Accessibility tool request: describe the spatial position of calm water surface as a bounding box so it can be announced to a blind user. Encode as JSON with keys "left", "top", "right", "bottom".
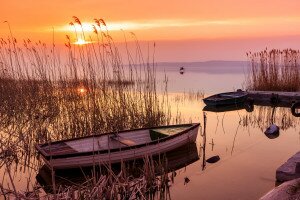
{"left": 156, "top": 63, "right": 299, "bottom": 199}
{"left": 1, "top": 62, "right": 299, "bottom": 200}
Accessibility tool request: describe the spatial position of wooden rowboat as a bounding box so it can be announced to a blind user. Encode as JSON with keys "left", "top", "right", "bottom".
{"left": 36, "top": 142, "right": 199, "bottom": 193}
{"left": 203, "top": 90, "right": 248, "bottom": 106}
{"left": 36, "top": 123, "right": 200, "bottom": 169}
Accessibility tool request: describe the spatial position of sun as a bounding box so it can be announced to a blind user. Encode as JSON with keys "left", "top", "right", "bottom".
{"left": 77, "top": 86, "right": 87, "bottom": 95}
{"left": 73, "top": 38, "right": 91, "bottom": 45}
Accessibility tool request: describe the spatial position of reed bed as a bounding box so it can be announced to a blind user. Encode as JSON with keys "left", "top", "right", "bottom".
{"left": 1, "top": 156, "right": 173, "bottom": 200}
{"left": 0, "top": 17, "right": 170, "bottom": 146}
{"left": 0, "top": 17, "right": 173, "bottom": 199}
{"left": 246, "top": 48, "right": 300, "bottom": 91}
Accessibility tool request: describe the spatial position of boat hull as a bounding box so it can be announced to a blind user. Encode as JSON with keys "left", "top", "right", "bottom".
{"left": 37, "top": 142, "right": 199, "bottom": 193}
{"left": 203, "top": 91, "right": 248, "bottom": 106}
{"left": 41, "top": 125, "right": 199, "bottom": 169}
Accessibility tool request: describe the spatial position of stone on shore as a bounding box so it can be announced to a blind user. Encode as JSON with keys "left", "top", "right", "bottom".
{"left": 276, "top": 151, "right": 300, "bottom": 182}
{"left": 260, "top": 178, "right": 300, "bottom": 200}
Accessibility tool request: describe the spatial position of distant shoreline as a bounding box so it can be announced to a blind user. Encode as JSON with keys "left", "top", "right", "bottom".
{"left": 155, "top": 60, "right": 248, "bottom": 67}
{"left": 129, "top": 60, "right": 248, "bottom": 68}
{"left": 129, "top": 60, "right": 249, "bottom": 74}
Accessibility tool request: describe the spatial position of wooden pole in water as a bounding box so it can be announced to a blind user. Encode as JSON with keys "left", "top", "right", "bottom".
{"left": 201, "top": 112, "right": 207, "bottom": 170}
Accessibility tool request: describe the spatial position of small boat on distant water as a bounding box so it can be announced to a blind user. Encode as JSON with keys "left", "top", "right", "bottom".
{"left": 203, "top": 90, "right": 248, "bottom": 106}
{"left": 36, "top": 123, "right": 200, "bottom": 169}
{"left": 180, "top": 67, "right": 185, "bottom": 74}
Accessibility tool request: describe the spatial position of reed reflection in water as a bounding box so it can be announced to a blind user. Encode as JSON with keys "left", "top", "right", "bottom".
{"left": 35, "top": 142, "right": 200, "bottom": 199}
{"left": 166, "top": 96, "right": 300, "bottom": 200}
{"left": 242, "top": 105, "right": 300, "bottom": 132}
{"left": 0, "top": 93, "right": 207, "bottom": 199}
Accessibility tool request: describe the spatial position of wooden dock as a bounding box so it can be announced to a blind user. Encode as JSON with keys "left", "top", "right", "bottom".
{"left": 248, "top": 91, "right": 300, "bottom": 105}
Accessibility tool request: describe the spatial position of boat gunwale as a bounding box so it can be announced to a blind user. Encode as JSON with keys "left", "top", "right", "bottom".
{"left": 202, "top": 103, "right": 245, "bottom": 112}
{"left": 35, "top": 123, "right": 200, "bottom": 160}
{"left": 203, "top": 91, "right": 248, "bottom": 102}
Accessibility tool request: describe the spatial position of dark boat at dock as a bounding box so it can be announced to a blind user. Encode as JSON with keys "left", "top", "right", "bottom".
{"left": 203, "top": 90, "right": 248, "bottom": 106}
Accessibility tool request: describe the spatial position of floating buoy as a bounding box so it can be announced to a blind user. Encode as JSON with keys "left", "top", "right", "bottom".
{"left": 264, "top": 124, "right": 280, "bottom": 139}
{"left": 206, "top": 155, "right": 220, "bottom": 163}
{"left": 184, "top": 177, "right": 190, "bottom": 185}
{"left": 291, "top": 102, "right": 300, "bottom": 117}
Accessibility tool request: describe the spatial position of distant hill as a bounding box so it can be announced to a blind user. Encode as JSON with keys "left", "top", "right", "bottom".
{"left": 156, "top": 60, "right": 248, "bottom": 68}
{"left": 155, "top": 60, "right": 249, "bottom": 74}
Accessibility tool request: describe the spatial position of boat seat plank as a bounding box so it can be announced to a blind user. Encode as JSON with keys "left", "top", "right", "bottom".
{"left": 42, "top": 142, "right": 77, "bottom": 156}
{"left": 152, "top": 126, "right": 190, "bottom": 136}
{"left": 110, "top": 135, "right": 136, "bottom": 146}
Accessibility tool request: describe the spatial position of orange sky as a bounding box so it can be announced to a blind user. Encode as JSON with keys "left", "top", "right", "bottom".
{"left": 1, "top": 0, "right": 300, "bottom": 61}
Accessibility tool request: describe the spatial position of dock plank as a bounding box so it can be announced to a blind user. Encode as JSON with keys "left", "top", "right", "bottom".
{"left": 248, "top": 91, "right": 300, "bottom": 104}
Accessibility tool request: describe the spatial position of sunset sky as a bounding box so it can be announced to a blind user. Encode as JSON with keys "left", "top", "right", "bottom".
{"left": 1, "top": 0, "right": 300, "bottom": 61}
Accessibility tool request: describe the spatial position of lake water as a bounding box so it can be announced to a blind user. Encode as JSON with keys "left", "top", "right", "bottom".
{"left": 1, "top": 61, "right": 299, "bottom": 199}
{"left": 155, "top": 61, "right": 300, "bottom": 199}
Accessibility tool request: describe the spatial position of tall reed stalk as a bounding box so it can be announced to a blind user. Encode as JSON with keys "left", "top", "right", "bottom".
{"left": 246, "top": 48, "right": 300, "bottom": 91}
{"left": 0, "top": 17, "right": 172, "bottom": 198}
{"left": 0, "top": 17, "right": 170, "bottom": 140}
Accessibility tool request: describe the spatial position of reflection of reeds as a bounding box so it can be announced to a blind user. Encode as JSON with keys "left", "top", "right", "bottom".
{"left": 246, "top": 49, "right": 300, "bottom": 91}
{"left": 0, "top": 18, "right": 172, "bottom": 198}
{"left": 172, "top": 90, "right": 204, "bottom": 103}
{"left": 200, "top": 112, "right": 207, "bottom": 170}
{"left": 3, "top": 156, "right": 173, "bottom": 199}
{"left": 241, "top": 106, "right": 298, "bottom": 131}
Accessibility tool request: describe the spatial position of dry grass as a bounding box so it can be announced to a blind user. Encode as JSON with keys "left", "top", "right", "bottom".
{"left": 0, "top": 17, "right": 174, "bottom": 199}
{"left": 0, "top": 17, "right": 171, "bottom": 139}
{"left": 1, "top": 156, "right": 173, "bottom": 199}
{"left": 246, "top": 48, "right": 300, "bottom": 91}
